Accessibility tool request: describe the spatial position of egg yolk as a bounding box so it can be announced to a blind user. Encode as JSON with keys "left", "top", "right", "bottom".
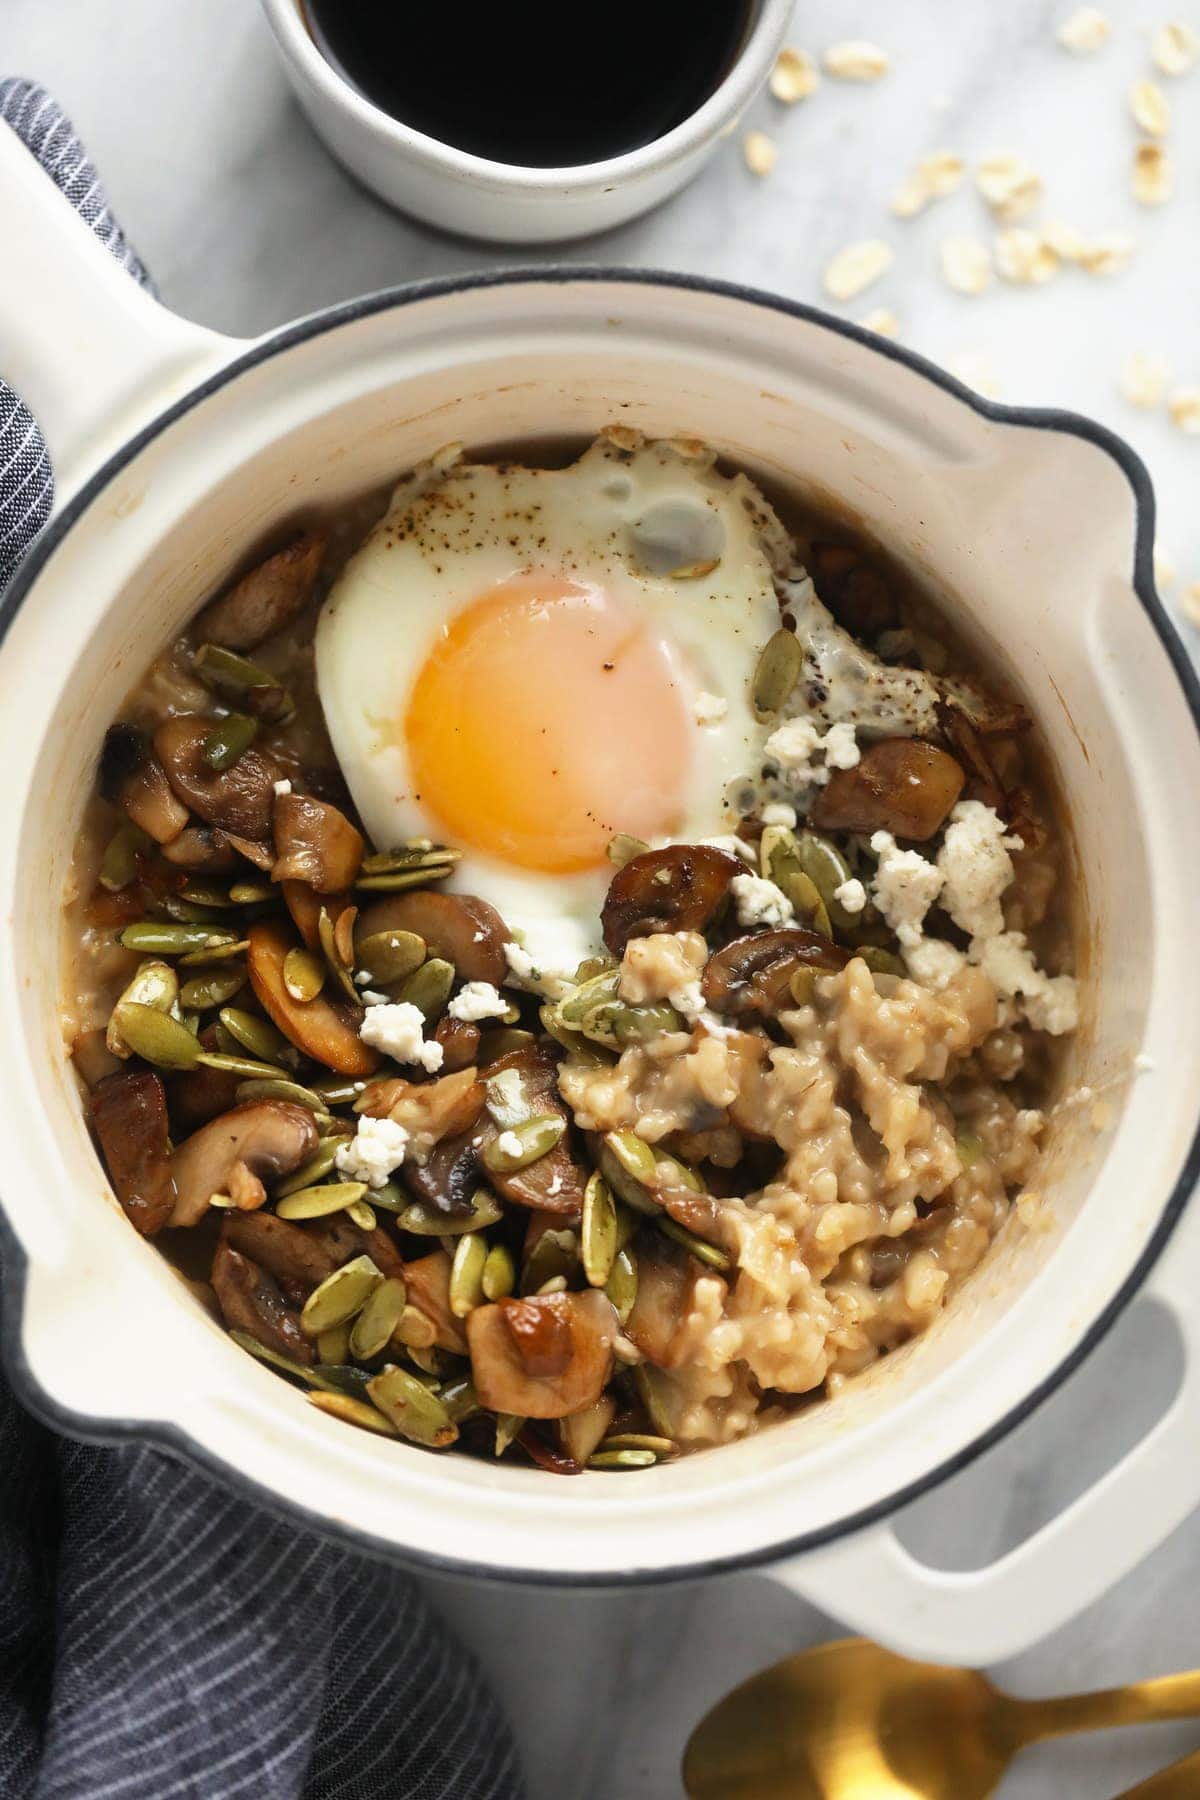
{"left": 404, "top": 573, "right": 692, "bottom": 873}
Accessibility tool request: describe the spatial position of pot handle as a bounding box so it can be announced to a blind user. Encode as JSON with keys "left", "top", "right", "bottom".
{"left": 0, "top": 120, "right": 241, "bottom": 507}
{"left": 768, "top": 1201, "right": 1200, "bottom": 1665}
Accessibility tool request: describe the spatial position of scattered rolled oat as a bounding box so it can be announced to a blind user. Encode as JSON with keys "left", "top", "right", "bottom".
{"left": 1132, "top": 139, "right": 1173, "bottom": 204}
{"left": 823, "top": 40, "right": 890, "bottom": 81}
{"left": 891, "top": 150, "right": 965, "bottom": 217}
{"left": 946, "top": 351, "right": 1002, "bottom": 399}
{"left": 995, "top": 228, "right": 1059, "bottom": 284}
{"left": 940, "top": 235, "right": 993, "bottom": 295}
{"left": 1151, "top": 20, "right": 1200, "bottom": 75}
{"left": 1168, "top": 385, "right": 1200, "bottom": 433}
{"left": 1130, "top": 78, "right": 1171, "bottom": 135}
{"left": 976, "top": 152, "right": 1042, "bottom": 221}
{"left": 743, "top": 130, "right": 778, "bottom": 177}
{"left": 1182, "top": 583, "right": 1200, "bottom": 625}
{"left": 859, "top": 307, "right": 900, "bottom": 338}
{"left": 1078, "top": 231, "right": 1135, "bottom": 274}
{"left": 823, "top": 238, "right": 894, "bottom": 301}
{"left": 1154, "top": 544, "right": 1176, "bottom": 589}
{"left": 770, "top": 46, "right": 820, "bottom": 103}
{"left": 1039, "top": 218, "right": 1089, "bottom": 261}
{"left": 1057, "top": 7, "right": 1111, "bottom": 52}
{"left": 1121, "top": 350, "right": 1171, "bottom": 407}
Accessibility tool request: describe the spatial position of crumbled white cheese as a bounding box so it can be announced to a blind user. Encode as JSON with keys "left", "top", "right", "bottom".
{"left": 974, "top": 932, "right": 1079, "bottom": 1034}
{"left": 447, "top": 980, "right": 508, "bottom": 1022}
{"left": 904, "top": 938, "right": 967, "bottom": 990}
{"left": 486, "top": 1067, "right": 527, "bottom": 1126}
{"left": 833, "top": 876, "right": 867, "bottom": 914}
{"left": 731, "top": 872, "right": 794, "bottom": 929}
{"left": 701, "top": 834, "right": 758, "bottom": 865}
{"left": 670, "top": 979, "right": 707, "bottom": 1020}
{"left": 495, "top": 1129, "right": 524, "bottom": 1160}
{"left": 273, "top": 778, "right": 292, "bottom": 796}
{"left": 938, "top": 800, "right": 1022, "bottom": 939}
{"left": 823, "top": 721, "right": 861, "bottom": 770}
{"left": 354, "top": 969, "right": 374, "bottom": 987}
{"left": 765, "top": 717, "right": 860, "bottom": 790}
{"left": 359, "top": 989, "right": 391, "bottom": 1008}
{"left": 501, "top": 939, "right": 573, "bottom": 1000}
{"left": 870, "top": 832, "right": 944, "bottom": 948}
{"left": 336, "top": 1115, "right": 409, "bottom": 1188}
{"left": 358, "top": 1001, "right": 444, "bottom": 1072}
{"left": 760, "top": 802, "right": 797, "bottom": 827}
{"left": 693, "top": 690, "right": 728, "bottom": 726}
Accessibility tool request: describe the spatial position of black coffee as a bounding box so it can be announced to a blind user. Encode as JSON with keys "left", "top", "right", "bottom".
{"left": 303, "top": 1, "right": 753, "bottom": 169}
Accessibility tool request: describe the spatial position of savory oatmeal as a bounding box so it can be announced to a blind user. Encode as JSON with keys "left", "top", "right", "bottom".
{"left": 66, "top": 429, "right": 1077, "bottom": 1471}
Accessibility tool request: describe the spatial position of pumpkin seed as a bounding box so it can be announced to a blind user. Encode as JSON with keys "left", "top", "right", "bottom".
{"left": 536, "top": 1276, "right": 568, "bottom": 1296}
{"left": 196, "top": 1050, "right": 290, "bottom": 1081}
{"left": 398, "top": 1191, "right": 504, "bottom": 1236}
{"left": 634, "top": 1364, "right": 676, "bottom": 1437}
{"left": 604, "top": 1129, "right": 658, "bottom": 1186}
{"left": 858, "top": 945, "right": 905, "bottom": 977}
{"left": 581, "top": 997, "right": 682, "bottom": 1050}
{"left": 481, "top": 1243, "right": 515, "bottom": 1301}
{"left": 440, "top": 1376, "right": 481, "bottom": 1423}
{"left": 227, "top": 880, "right": 277, "bottom": 906}
{"left": 347, "top": 1200, "right": 377, "bottom": 1230}
{"left": 606, "top": 833, "right": 650, "bottom": 867}
{"left": 281, "top": 945, "right": 326, "bottom": 1002}
{"left": 99, "top": 820, "right": 149, "bottom": 891}
{"left": 761, "top": 826, "right": 833, "bottom": 937}
{"left": 587, "top": 1448, "right": 657, "bottom": 1470}
{"left": 361, "top": 1178, "right": 405, "bottom": 1214}
{"left": 789, "top": 967, "right": 817, "bottom": 1006}
{"left": 348, "top": 1275, "right": 408, "bottom": 1360}
{"left": 236, "top": 1077, "right": 326, "bottom": 1112}
{"left": 193, "top": 643, "right": 294, "bottom": 721}
{"left": 956, "top": 1130, "right": 983, "bottom": 1169}
{"left": 110, "top": 1001, "right": 202, "bottom": 1070}
{"left": 355, "top": 928, "right": 427, "bottom": 986}
{"left": 106, "top": 960, "right": 180, "bottom": 1058}
{"left": 360, "top": 842, "right": 463, "bottom": 875}
{"left": 277, "top": 1180, "right": 369, "bottom": 1221}
{"left": 559, "top": 968, "right": 620, "bottom": 1025}
{"left": 795, "top": 830, "right": 860, "bottom": 932}
{"left": 300, "top": 1255, "right": 382, "bottom": 1336}
{"left": 538, "top": 1003, "right": 609, "bottom": 1064}
{"left": 494, "top": 1412, "right": 524, "bottom": 1456}
{"left": 655, "top": 1215, "right": 732, "bottom": 1272}
{"left": 120, "top": 921, "right": 240, "bottom": 956}
{"left": 177, "top": 880, "right": 237, "bottom": 910}
{"left": 317, "top": 906, "right": 359, "bottom": 1003}
{"left": 397, "top": 956, "right": 455, "bottom": 1021}
{"left": 405, "top": 1347, "right": 452, "bottom": 1381}
{"left": 395, "top": 1305, "right": 437, "bottom": 1349}
{"left": 477, "top": 1025, "right": 536, "bottom": 1061}
{"left": 179, "top": 965, "right": 247, "bottom": 1010}
{"left": 317, "top": 1323, "right": 352, "bottom": 1364}
{"left": 601, "top": 1432, "right": 677, "bottom": 1457}
{"left": 366, "top": 1365, "right": 458, "bottom": 1446}
{"left": 449, "top": 1232, "right": 488, "bottom": 1317}
{"left": 202, "top": 712, "right": 259, "bottom": 771}
{"left": 582, "top": 1171, "right": 618, "bottom": 1288}
{"left": 177, "top": 937, "right": 250, "bottom": 967}
{"left": 160, "top": 893, "right": 227, "bottom": 925}
{"left": 482, "top": 1113, "right": 564, "bottom": 1173}
{"left": 308, "top": 1390, "right": 399, "bottom": 1436}
{"left": 228, "top": 1330, "right": 328, "bottom": 1388}
{"left": 519, "top": 1227, "right": 578, "bottom": 1296}
{"left": 656, "top": 1150, "right": 705, "bottom": 1193}
{"left": 594, "top": 1135, "right": 660, "bottom": 1217}
{"left": 752, "top": 627, "right": 803, "bottom": 719}
{"left": 313, "top": 1076, "right": 364, "bottom": 1107}
{"left": 355, "top": 865, "right": 457, "bottom": 893}
{"left": 605, "top": 1248, "right": 638, "bottom": 1325}
{"left": 219, "top": 1005, "right": 293, "bottom": 1065}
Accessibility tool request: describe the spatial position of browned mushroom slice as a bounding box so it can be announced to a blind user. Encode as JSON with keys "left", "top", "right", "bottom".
{"left": 517, "top": 1427, "right": 583, "bottom": 1476}
{"left": 193, "top": 531, "right": 326, "bottom": 652}
{"left": 281, "top": 878, "right": 348, "bottom": 951}
{"left": 72, "top": 1028, "right": 123, "bottom": 1090}
{"left": 159, "top": 825, "right": 240, "bottom": 873}
{"left": 625, "top": 1241, "right": 726, "bottom": 1370}
{"left": 90, "top": 1068, "right": 174, "bottom": 1236}
{"left": 467, "top": 1290, "right": 617, "bottom": 1418}
{"left": 355, "top": 890, "right": 509, "bottom": 986}
{"left": 168, "top": 1099, "right": 319, "bottom": 1228}
{"left": 810, "top": 542, "right": 899, "bottom": 638}
{"left": 306, "top": 1213, "right": 407, "bottom": 1282}
{"left": 476, "top": 1045, "right": 586, "bottom": 1215}
{"left": 939, "top": 674, "right": 1030, "bottom": 737}
{"left": 810, "top": 739, "right": 966, "bottom": 842}
{"left": 153, "top": 716, "right": 280, "bottom": 840}
{"left": 221, "top": 1211, "right": 342, "bottom": 1289}
{"left": 246, "top": 919, "right": 379, "bottom": 1076}
{"left": 212, "top": 1241, "right": 314, "bottom": 1365}
{"left": 601, "top": 844, "right": 740, "bottom": 955}
{"left": 98, "top": 725, "right": 189, "bottom": 845}
{"left": 434, "top": 1015, "right": 481, "bottom": 1073}
{"left": 936, "top": 700, "right": 1007, "bottom": 816}
{"left": 166, "top": 1059, "right": 242, "bottom": 1135}
{"left": 403, "top": 1251, "right": 469, "bottom": 1353}
{"left": 402, "top": 1129, "right": 485, "bottom": 1218}
{"left": 701, "top": 929, "right": 848, "bottom": 1017}
{"left": 222, "top": 831, "right": 275, "bottom": 873}
{"left": 272, "top": 792, "right": 364, "bottom": 892}
{"left": 359, "top": 1065, "right": 486, "bottom": 1147}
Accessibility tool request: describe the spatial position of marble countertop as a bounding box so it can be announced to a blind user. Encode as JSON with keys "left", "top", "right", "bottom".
{"left": 7, "top": 0, "right": 1200, "bottom": 1792}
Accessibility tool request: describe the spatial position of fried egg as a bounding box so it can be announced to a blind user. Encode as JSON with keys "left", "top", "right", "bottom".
{"left": 315, "top": 434, "right": 782, "bottom": 975}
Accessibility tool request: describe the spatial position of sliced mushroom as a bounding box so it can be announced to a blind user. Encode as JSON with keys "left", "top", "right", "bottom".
{"left": 221, "top": 1211, "right": 342, "bottom": 1289}
{"left": 403, "top": 1250, "right": 469, "bottom": 1353}
{"left": 701, "top": 929, "right": 848, "bottom": 1017}
{"left": 168, "top": 1099, "right": 319, "bottom": 1228}
{"left": 98, "top": 725, "right": 189, "bottom": 845}
{"left": 153, "top": 716, "right": 280, "bottom": 840}
{"left": 222, "top": 832, "right": 275, "bottom": 872}
{"left": 517, "top": 1427, "right": 583, "bottom": 1476}
{"left": 211, "top": 1241, "right": 314, "bottom": 1365}
{"left": 402, "top": 1130, "right": 485, "bottom": 1219}
{"left": 72, "top": 1028, "right": 123, "bottom": 1090}
{"left": 467, "top": 1290, "right": 617, "bottom": 1418}
{"left": 810, "top": 542, "right": 899, "bottom": 639}
{"left": 90, "top": 1068, "right": 174, "bottom": 1237}
{"left": 475, "top": 1045, "right": 586, "bottom": 1215}
{"left": 601, "top": 844, "right": 740, "bottom": 954}
{"left": 355, "top": 890, "right": 509, "bottom": 985}
{"left": 272, "top": 792, "right": 364, "bottom": 892}
{"left": 193, "top": 531, "right": 326, "bottom": 652}
{"left": 282, "top": 878, "right": 349, "bottom": 951}
{"left": 625, "top": 1241, "right": 725, "bottom": 1370}
{"left": 434, "top": 1015, "right": 481, "bottom": 1073}
{"left": 936, "top": 700, "right": 1007, "bottom": 816}
{"left": 305, "top": 1213, "right": 407, "bottom": 1282}
{"left": 158, "top": 825, "right": 239, "bottom": 873}
{"left": 246, "top": 919, "right": 379, "bottom": 1076}
{"left": 357, "top": 1065, "right": 485, "bottom": 1151}
{"left": 810, "top": 739, "right": 966, "bottom": 841}
{"left": 166, "top": 1059, "right": 241, "bottom": 1135}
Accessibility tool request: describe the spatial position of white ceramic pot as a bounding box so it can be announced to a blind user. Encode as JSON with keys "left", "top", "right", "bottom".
{"left": 3, "top": 124, "right": 1200, "bottom": 1668}
{"left": 258, "top": 0, "right": 793, "bottom": 242}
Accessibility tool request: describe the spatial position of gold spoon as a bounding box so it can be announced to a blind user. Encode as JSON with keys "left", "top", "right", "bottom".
{"left": 683, "top": 1638, "right": 1200, "bottom": 1799}
{"left": 1117, "top": 1750, "right": 1200, "bottom": 1796}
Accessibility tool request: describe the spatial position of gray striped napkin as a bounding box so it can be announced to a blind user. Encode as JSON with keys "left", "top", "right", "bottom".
{"left": 0, "top": 79, "right": 522, "bottom": 1800}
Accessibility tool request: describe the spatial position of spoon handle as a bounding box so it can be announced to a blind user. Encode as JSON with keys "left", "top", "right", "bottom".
{"left": 1116, "top": 1749, "right": 1200, "bottom": 1797}
{"left": 1016, "top": 1669, "right": 1200, "bottom": 1742}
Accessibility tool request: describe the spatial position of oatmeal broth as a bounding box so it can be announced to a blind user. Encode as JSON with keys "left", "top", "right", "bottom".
{"left": 66, "top": 429, "right": 1077, "bottom": 1470}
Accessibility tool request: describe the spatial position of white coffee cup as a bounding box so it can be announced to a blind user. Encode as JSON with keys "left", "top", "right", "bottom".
{"left": 259, "top": 0, "right": 793, "bottom": 242}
